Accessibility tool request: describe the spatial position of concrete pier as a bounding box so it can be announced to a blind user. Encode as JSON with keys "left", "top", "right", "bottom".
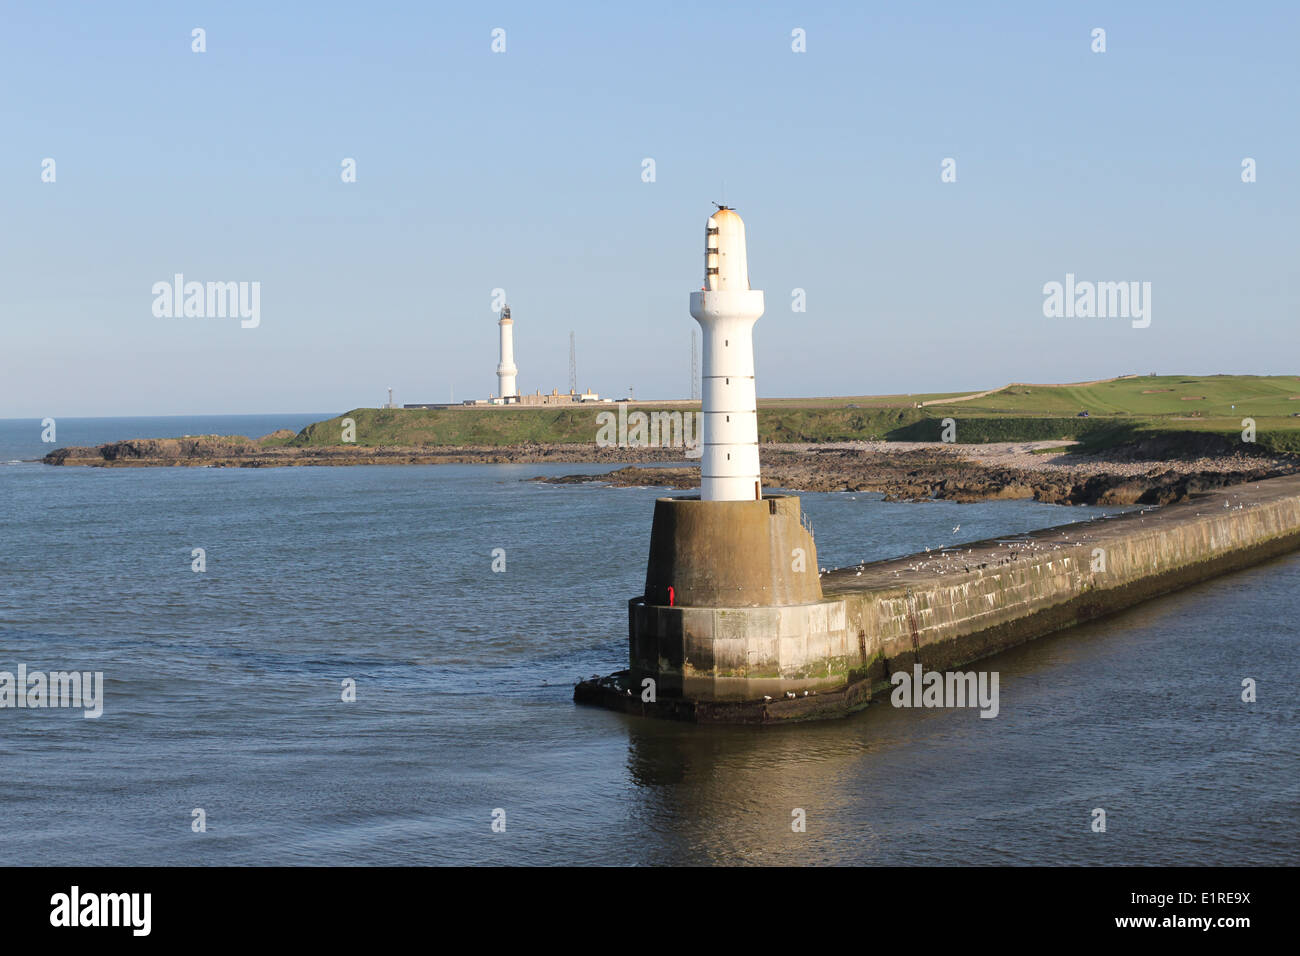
{"left": 576, "top": 474, "right": 1300, "bottom": 723}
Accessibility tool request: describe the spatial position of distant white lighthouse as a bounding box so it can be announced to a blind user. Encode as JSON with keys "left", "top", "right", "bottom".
{"left": 689, "top": 205, "right": 765, "bottom": 501}
{"left": 497, "top": 304, "right": 518, "bottom": 400}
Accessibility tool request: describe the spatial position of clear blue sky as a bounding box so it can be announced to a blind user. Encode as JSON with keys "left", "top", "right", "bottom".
{"left": 3, "top": 1, "right": 1297, "bottom": 416}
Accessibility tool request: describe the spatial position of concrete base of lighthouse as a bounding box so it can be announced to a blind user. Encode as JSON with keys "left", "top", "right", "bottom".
{"left": 628, "top": 596, "right": 853, "bottom": 701}
{"left": 627, "top": 495, "right": 855, "bottom": 701}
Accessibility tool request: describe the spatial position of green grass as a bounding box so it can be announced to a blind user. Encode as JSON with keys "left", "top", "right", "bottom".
{"left": 288, "top": 406, "right": 618, "bottom": 447}
{"left": 285, "top": 404, "right": 928, "bottom": 447}
{"left": 282, "top": 374, "right": 1300, "bottom": 454}
{"left": 758, "top": 391, "right": 968, "bottom": 408}
{"left": 930, "top": 373, "right": 1300, "bottom": 418}
{"left": 912, "top": 374, "right": 1300, "bottom": 454}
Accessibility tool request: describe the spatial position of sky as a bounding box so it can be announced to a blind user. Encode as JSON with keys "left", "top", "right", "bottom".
{"left": 2, "top": 1, "right": 1297, "bottom": 417}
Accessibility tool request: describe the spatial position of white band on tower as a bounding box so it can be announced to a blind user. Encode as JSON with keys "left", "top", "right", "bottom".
{"left": 689, "top": 206, "right": 765, "bottom": 502}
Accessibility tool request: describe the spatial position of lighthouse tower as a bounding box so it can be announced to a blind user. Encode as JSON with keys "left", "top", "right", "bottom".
{"left": 497, "top": 305, "right": 518, "bottom": 400}
{"left": 571, "top": 203, "right": 844, "bottom": 710}
{"left": 689, "top": 206, "right": 765, "bottom": 501}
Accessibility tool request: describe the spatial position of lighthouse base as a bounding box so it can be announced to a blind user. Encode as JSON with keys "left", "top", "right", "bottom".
{"left": 573, "top": 668, "right": 875, "bottom": 724}
{"left": 616, "top": 493, "right": 854, "bottom": 705}
{"left": 627, "top": 595, "right": 856, "bottom": 701}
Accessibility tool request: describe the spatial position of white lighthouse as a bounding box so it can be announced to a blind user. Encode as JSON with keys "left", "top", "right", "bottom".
{"left": 689, "top": 205, "right": 765, "bottom": 501}
{"left": 579, "top": 204, "right": 832, "bottom": 712}
{"left": 497, "top": 304, "right": 518, "bottom": 400}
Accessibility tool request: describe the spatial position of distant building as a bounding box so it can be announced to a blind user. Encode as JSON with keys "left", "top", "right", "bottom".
{"left": 499, "top": 388, "right": 604, "bottom": 406}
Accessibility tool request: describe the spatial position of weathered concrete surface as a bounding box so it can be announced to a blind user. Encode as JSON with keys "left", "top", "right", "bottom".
{"left": 828, "top": 474, "right": 1300, "bottom": 692}
{"left": 631, "top": 494, "right": 832, "bottom": 701}
{"left": 577, "top": 475, "right": 1300, "bottom": 723}
{"left": 628, "top": 596, "right": 850, "bottom": 700}
{"left": 642, "top": 495, "right": 821, "bottom": 607}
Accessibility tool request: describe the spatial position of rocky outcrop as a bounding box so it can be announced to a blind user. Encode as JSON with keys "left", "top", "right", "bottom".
{"left": 534, "top": 446, "right": 1297, "bottom": 506}
{"left": 42, "top": 438, "right": 687, "bottom": 469}
{"left": 43, "top": 430, "right": 1298, "bottom": 506}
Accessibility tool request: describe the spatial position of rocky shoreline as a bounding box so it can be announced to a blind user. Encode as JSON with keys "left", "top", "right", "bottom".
{"left": 41, "top": 433, "right": 1298, "bottom": 506}
{"left": 41, "top": 436, "right": 687, "bottom": 469}
{"left": 535, "top": 439, "right": 1299, "bottom": 506}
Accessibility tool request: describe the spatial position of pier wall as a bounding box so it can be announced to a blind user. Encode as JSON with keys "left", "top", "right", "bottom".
{"left": 836, "top": 475, "right": 1300, "bottom": 687}
{"left": 590, "top": 475, "right": 1300, "bottom": 722}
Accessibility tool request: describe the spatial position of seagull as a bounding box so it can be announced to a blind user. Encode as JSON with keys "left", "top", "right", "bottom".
{"left": 785, "top": 691, "right": 796, "bottom": 699}
{"left": 763, "top": 695, "right": 773, "bottom": 702}
{"left": 952, "top": 524, "right": 960, "bottom": 534}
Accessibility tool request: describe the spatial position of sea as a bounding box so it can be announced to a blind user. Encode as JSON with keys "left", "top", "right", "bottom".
{"left": 0, "top": 415, "right": 1296, "bottom": 865}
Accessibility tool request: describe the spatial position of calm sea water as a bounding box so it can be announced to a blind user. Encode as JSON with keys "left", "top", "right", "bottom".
{"left": 0, "top": 417, "right": 1296, "bottom": 865}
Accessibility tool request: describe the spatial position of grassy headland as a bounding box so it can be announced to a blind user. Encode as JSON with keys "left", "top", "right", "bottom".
{"left": 43, "top": 374, "right": 1300, "bottom": 504}
{"left": 273, "top": 374, "right": 1300, "bottom": 455}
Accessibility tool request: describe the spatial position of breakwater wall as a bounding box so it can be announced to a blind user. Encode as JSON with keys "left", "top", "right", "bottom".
{"left": 576, "top": 474, "right": 1300, "bottom": 723}
{"left": 832, "top": 474, "right": 1300, "bottom": 686}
